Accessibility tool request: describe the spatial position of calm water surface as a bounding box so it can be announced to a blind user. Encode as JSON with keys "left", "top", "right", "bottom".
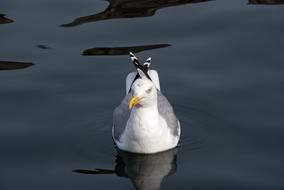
{"left": 0, "top": 0, "right": 284, "bottom": 189}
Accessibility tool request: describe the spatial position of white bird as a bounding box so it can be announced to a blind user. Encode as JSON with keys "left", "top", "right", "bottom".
{"left": 112, "top": 53, "right": 180, "bottom": 154}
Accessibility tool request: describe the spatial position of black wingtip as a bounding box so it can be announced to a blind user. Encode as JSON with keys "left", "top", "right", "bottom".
{"left": 128, "top": 52, "right": 152, "bottom": 82}
{"left": 129, "top": 52, "right": 140, "bottom": 67}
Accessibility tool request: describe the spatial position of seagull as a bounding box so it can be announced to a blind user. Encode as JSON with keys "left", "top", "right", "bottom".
{"left": 112, "top": 52, "right": 180, "bottom": 154}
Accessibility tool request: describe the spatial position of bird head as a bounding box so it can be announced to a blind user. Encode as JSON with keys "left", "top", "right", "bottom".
{"left": 129, "top": 69, "right": 157, "bottom": 109}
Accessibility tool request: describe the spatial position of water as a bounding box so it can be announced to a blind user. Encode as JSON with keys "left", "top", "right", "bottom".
{"left": 1, "top": 0, "right": 284, "bottom": 189}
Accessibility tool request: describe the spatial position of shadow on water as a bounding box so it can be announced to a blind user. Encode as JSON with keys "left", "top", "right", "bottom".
{"left": 61, "top": 0, "right": 211, "bottom": 27}
{"left": 0, "top": 14, "right": 14, "bottom": 24}
{"left": 82, "top": 44, "right": 171, "bottom": 56}
{"left": 248, "top": 0, "right": 284, "bottom": 4}
{"left": 36, "top": 44, "right": 52, "bottom": 50}
{"left": 0, "top": 61, "right": 34, "bottom": 70}
{"left": 74, "top": 148, "right": 177, "bottom": 190}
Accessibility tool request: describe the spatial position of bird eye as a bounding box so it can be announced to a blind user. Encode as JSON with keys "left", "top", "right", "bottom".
{"left": 146, "top": 87, "right": 152, "bottom": 93}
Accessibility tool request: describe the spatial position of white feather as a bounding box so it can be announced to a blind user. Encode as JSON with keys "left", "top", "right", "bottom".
{"left": 149, "top": 70, "right": 160, "bottom": 91}
{"left": 117, "top": 105, "right": 177, "bottom": 154}
{"left": 126, "top": 72, "right": 137, "bottom": 94}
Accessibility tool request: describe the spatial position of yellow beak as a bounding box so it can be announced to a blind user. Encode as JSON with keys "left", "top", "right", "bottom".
{"left": 129, "top": 96, "right": 140, "bottom": 109}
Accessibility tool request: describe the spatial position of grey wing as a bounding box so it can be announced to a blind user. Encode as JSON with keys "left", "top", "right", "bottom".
{"left": 157, "top": 91, "right": 180, "bottom": 136}
{"left": 112, "top": 93, "right": 131, "bottom": 142}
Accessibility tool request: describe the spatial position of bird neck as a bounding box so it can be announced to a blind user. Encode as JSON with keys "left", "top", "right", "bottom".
{"left": 129, "top": 103, "right": 160, "bottom": 125}
{"left": 133, "top": 102, "right": 158, "bottom": 115}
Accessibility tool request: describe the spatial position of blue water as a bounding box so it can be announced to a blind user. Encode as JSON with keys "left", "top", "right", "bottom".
{"left": 0, "top": 0, "right": 284, "bottom": 189}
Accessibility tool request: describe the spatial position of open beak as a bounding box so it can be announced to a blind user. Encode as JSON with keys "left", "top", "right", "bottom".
{"left": 129, "top": 96, "right": 140, "bottom": 109}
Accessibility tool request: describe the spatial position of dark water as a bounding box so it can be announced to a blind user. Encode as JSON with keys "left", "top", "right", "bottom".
{"left": 1, "top": 0, "right": 284, "bottom": 189}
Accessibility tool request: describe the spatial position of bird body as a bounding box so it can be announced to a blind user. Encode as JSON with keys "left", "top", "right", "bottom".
{"left": 116, "top": 91, "right": 179, "bottom": 153}
{"left": 112, "top": 53, "right": 180, "bottom": 154}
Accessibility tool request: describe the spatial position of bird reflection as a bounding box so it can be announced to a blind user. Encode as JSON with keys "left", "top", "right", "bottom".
{"left": 82, "top": 44, "right": 170, "bottom": 56}
{"left": 0, "top": 61, "right": 34, "bottom": 70}
{"left": 0, "top": 14, "right": 14, "bottom": 24}
{"left": 248, "top": 0, "right": 284, "bottom": 4}
{"left": 61, "top": 0, "right": 211, "bottom": 27}
{"left": 74, "top": 148, "right": 178, "bottom": 190}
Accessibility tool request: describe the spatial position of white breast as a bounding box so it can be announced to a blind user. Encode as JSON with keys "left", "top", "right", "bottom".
{"left": 116, "top": 107, "right": 178, "bottom": 154}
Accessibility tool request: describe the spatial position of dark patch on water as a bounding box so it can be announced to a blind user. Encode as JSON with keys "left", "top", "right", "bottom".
{"left": 82, "top": 44, "right": 171, "bottom": 56}
{"left": 0, "top": 61, "right": 34, "bottom": 70}
{"left": 248, "top": 0, "right": 284, "bottom": 4}
{"left": 0, "top": 14, "right": 13, "bottom": 24}
{"left": 61, "top": 0, "right": 211, "bottom": 27}
{"left": 36, "top": 44, "right": 52, "bottom": 50}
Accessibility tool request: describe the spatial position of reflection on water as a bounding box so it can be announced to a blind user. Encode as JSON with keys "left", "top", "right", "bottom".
{"left": 0, "top": 14, "right": 14, "bottom": 24}
{"left": 74, "top": 148, "right": 177, "bottom": 190}
{"left": 0, "top": 61, "right": 34, "bottom": 70}
{"left": 82, "top": 44, "right": 171, "bottom": 56}
{"left": 36, "top": 44, "right": 52, "bottom": 50}
{"left": 248, "top": 0, "right": 284, "bottom": 4}
{"left": 61, "top": 0, "right": 211, "bottom": 27}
